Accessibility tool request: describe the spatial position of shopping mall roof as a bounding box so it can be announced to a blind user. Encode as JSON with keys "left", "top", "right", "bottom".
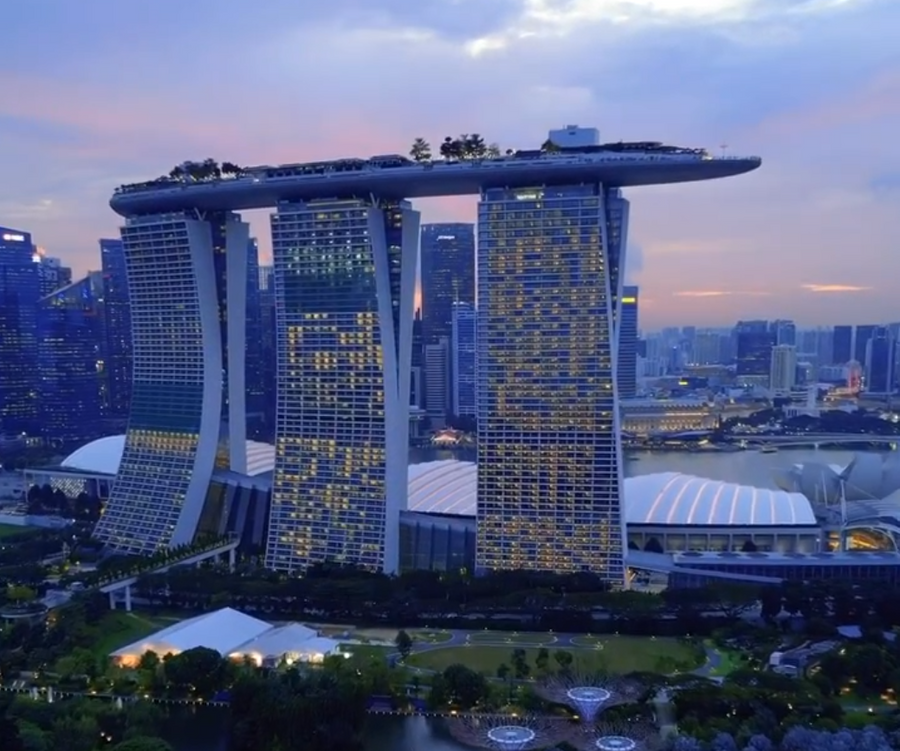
{"left": 61, "top": 435, "right": 276, "bottom": 477}
{"left": 406, "top": 461, "right": 818, "bottom": 527}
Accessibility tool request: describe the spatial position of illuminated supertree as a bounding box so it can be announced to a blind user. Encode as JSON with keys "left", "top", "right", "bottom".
{"left": 536, "top": 673, "right": 644, "bottom": 723}
{"left": 567, "top": 719, "right": 660, "bottom": 751}
{"left": 446, "top": 714, "right": 574, "bottom": 751}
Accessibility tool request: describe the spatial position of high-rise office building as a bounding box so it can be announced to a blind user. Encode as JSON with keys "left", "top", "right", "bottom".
{"left": 244, "top": 238, "right": 266, "bottom": 438}
{"left": 425, "top": 338, "right": 450, "bottom": 424}
{"left": 93, "top": 211, "right": 250, "bottom": 553}
{"left": 265, "top": 198, "right": 419, "bottom": 574}
{"left": 257, "top": 265, "right": 277, "bottom": 435}
{"left": 772, "top": 319, "right": 796, "bottom": 347}
{"left": 832, "top": 325, "right": 853, "bottom": 365}
{"left": 0, "top": 226, "right": 40, "bottom": 436}
{"left": 617, "top": 286, "right": 639, "bottom": 398}
{"left": 452, "top": 302, "right": 477, "bottom": 418}
{"left": 476, "top": 184, "right": 628, "bottom": 582}
{"left": 410, "top": 313, "right": 424, "bottom": 409}
{"left": 35, "top": 253, "right": 72, "bottom": 297}
{"left": 420, "top": 224, "right": 475, "bottom": 345}
{"left": 865, "top": 327, "right": 895, "bottom": 395}
{"left": 100, "top": 238, "right": 132, "bottom": 419}
{"left": 735, "top": 320, "right": 775, "bottom": 377}
{"left": 769, "top": 344, "right": 797, "bottom": 395}
{"left": 38, "top": 273, "right": 104, "bottom": 442}
{"left": 855, "top": 325, "right": 877, "bottom": 366}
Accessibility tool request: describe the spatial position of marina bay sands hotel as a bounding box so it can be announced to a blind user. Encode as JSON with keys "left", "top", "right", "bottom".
{"left": 93, "top": 126, "right": 760, "bottom": 584}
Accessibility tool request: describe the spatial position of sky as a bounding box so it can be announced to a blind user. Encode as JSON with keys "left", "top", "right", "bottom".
{"left": 1, "top": 0, "right": 898, "bottom": 329}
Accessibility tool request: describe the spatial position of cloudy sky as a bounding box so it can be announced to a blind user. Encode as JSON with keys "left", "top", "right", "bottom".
{"left": 2, "top": 0, "right": 898, "bottom": 329}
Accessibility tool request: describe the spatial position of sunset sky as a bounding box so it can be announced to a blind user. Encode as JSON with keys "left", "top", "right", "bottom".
{"left": 2, "top": 0, "right": 897, "bottom": 329}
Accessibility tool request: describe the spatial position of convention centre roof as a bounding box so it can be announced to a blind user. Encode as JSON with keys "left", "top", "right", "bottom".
{"left": 61, "top": 435, "right": 276, "bottom": 477}
{"left": 406, "top": 461, "right": 818, "bottom": 527}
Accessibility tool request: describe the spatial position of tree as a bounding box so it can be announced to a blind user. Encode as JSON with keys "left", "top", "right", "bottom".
{"left": 409, "top": 138, "right": 432, "bottom": 162}
{"left": 511, "top": 648, "right": 530, "bottom": 679}
{"left": 7, "top": 585, "right": 36, "bottom": 604}
{"left": 535, "top": 647, "right": 549, "bottom": 673}
{"left": 137, "top": 650, "right": 160, "bottom": 672}
{"left": 553, "top": 649, "right": 573, "bottom": 672}
{"left": 487, "top": 143, "right": 501, "bottom": 158}
{"left": 163, "top": 646, "right": 232, "bottom": 696}
{"left": 394, "top": 629, "right": 413, "bottom": 659}
{"left": 441, "top": 664, "right": 488, "bottom": 709}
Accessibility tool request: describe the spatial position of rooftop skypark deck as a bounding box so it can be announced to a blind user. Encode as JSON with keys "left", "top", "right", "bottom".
{"left": 110, "top": 140, "right": 761, "bottom": 216}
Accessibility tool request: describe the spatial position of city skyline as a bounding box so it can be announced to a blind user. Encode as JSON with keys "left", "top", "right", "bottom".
{"left": 2, "top": 0, "right": 898, "bottom": 328}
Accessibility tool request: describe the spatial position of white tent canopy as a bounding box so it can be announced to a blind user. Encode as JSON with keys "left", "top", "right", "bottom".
{"left": 110, "top": 607, "right": 341, "bottom": 667}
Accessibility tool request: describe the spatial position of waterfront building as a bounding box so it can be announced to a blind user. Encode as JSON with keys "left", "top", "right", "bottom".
{"left": 451, "top": 302, "right": 476, "bottom": 418}
{"left": 37, "top": 273, "right": 105, "bottom": 442}
{"left": 617, "top": 286, "right": 639, "bottom": 398}
{"left": 735, "top": 320, "right": 774, "bottom": 380}
{"left": 855, "top": 325, "right": 877, "bottom": 366}
{"left": 832, "top": 325, "right": 853, "bottom": 365}
{"left": 475, "top": 184, "right": 629, "bottom": 581}
{"left": 35, "top": 252, "right": 72, "bottom": 297}
{"left": 93, "top": 211, "right": 250, "bottom": 554}
{"left": 104, "top": 135, "right": 760, "bottom": 569}
{"left": 265, "top": 198, "right": 419, "bottom": 574}
{"left": 100, "top": 238, "right": 132, "bottom": 419}
{"left": 0, "top": 226, "right": 40, "bottom": 436}
{"left": 865, "top": 326, "right": 895, "bottom": 395}
{"left": 424, "top": 337, "right": 450, "bottom": 425}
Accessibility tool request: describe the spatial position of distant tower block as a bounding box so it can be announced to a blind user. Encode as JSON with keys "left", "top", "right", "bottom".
{"left": 567, "top": 686, "right": 612, "bottom": 721}
{"left": 487, "top": 726, "right": 537, "bottom": 751}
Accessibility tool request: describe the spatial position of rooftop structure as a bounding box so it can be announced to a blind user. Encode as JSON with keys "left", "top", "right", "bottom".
{"left": 406, "top": 460, "right": 818, "bottom": 527}
{"left": 110, "top": 145, "right": 760, "bottom": 216}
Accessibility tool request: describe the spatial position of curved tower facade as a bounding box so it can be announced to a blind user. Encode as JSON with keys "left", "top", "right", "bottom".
{"left": 265, "top": 199, "right": 419, "bottom": 574}
{"left": 475, "top": 185, "right": 629, "bottom": 582}
{"left": 93, "top": 211, "right": 249, "bottom": 554}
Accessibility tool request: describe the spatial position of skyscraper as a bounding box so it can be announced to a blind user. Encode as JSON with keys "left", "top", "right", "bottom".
{"left": 452, "top": 302, "right": 476, "bottom": 418}
{"left": 735, "top": 320, "right": 775, "bottom": 378}
{"left": 476, "top": 184, "right": 628, "bottom": 581}
{"left": 769, "top": 344, "right": 797, "bottom": 395}
{"left": 832, "top": 325, "right": 853, "bottom": 365}
{"left": 865, "top": 327, "right": 895, "bottom": 395}
{"left": 244, "top": 238, "right": 266, "bottom": 438}
{"left": 35, "top": 253, "right": 72, "bottom": 297}
{"left": 855, "top": 325, "right": 877, "bottom": 366}
{"left": 257, "top": 265, "right": 277, "bottom": 434}
{"left": 420, "top": 223, "right": 475, "bottom": 345}
{"left": 265, "top": 198, "right": 419, "bottom": 574}
{"left": 617, "top": 286, "right": 639, "bottom": 398}
{"left": 38, "top": 273, "right": 104, "bottom": 442}
{"left": 93, "top": 211, "right": 250, "bottom": 553}
{"left": 772, "top": 319, "right": 796, "bottom": 347}
{"left": 0, "top": 226, "right": 40, "bottom": 436}
{"left": 100, "top": 238, "right": 132, "bottom": 419}
{"left": 425, "top": 337, "right": 450, "bottom": 424}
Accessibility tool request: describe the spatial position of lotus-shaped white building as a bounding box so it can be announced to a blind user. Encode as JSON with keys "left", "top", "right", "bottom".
{"left": 775, "top": 453, "right": 900, "bottom": 549}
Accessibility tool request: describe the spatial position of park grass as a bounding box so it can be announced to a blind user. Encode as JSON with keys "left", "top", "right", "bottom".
{"left": 467, "top": 632, "right": 555, "bottom": 646}
{"left": 412, "top": 630, "right": 453, "bottom": 644}
{"left": 407, "top": 636, "right": 700, "bottom": 675}
{"left": 339, "top": 643, "right": 394, "bottom": 660}
{"left": 705, "top": 642, "right": 745, "bottom": 677}
{"left": 0, "top": 524, "right": 36, "bottom": 539}
{"left": 91, "top": 611, "right": 168, "bottom": 657}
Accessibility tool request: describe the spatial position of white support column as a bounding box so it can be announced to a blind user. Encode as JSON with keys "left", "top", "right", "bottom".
{"left": 228, "top": 547, "right": 236, "bottom": 572}
{"left": 124, "top": 584, "right": 132, "bottom": 612}
{"left": 108, "top": 590, "right": 116, "bottom": 610}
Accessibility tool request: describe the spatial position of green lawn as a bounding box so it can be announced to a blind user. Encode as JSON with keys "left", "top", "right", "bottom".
{"left": 91, "top": 611, "right": 168, "bottom": 657}
{"left": 412, "top": 630, "right": 453, "bottom": 644}
{"left": 0, "top": 524, "right": 35, "bottom": 538}
{"left": 467, "top": 632, "right": 555, "bottom": 646}
{"left": 407, "top": 637, "right": 700, "bottom": 675}
{"left": 704, "top": 642, "right": 745, "bottom": 676}
{"left": 339, "top": 643, "right": 394, "bottom": 660}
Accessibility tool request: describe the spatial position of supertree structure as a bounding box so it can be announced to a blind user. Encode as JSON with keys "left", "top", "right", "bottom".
{"left": 536, "top": 672, "right": 644, "bottom": 723}
{"left": 446, "top": 713, "right": 575, "bottom": 751}
{"left": 567, "top": 719, "right": 660, "bottom": 751}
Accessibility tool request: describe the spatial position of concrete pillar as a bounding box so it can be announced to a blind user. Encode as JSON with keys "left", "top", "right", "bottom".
{"left": 196, "top": 559, "right": 203, "bottom": 569}
{"left": 229, "top": 547, "right": 236, "bottom": 572}
{"left": 124, "top": 584, "right": 132, "bottom": 612}
{"left": 109, "top": 590, "right": 117, "bottom": 610}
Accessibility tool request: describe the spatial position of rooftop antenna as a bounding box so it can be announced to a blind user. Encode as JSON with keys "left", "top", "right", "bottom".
{"left": 720, "top": 143, "right": 729, "bottom": 158}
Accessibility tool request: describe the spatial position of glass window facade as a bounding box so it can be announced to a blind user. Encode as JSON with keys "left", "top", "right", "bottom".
{"left": 265, "top": 199, "right": 418, "bottom": 574}
{"left": 0, "top": 226, "right": 40, "bottom": 436}
{"left": 452, "top": 302, "right": 477, "bottom": 418}
{"left": 93, "top": 212, "right": 249, "bottom": 554}
{"left": 475, "top": 185, "right": 627, "bottom": 582}
{"left": 100, "top": 239, "right": 132, "bottom": 420}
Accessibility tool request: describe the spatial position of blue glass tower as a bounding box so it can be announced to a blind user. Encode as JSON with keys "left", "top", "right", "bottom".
{"left": 451, "top": 302, "right": 476, "bottom": 418}
{"left": 0, "top": 226, "right": 40, "bottom": 436}
{"left": 100, "top": 238, "right": 132, "bottom": 419}
{"left": 38, "top": 274, "right": 104, "bottom": 442}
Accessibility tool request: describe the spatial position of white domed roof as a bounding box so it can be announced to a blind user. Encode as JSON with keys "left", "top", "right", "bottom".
{"left": 61, "top": 435, "right": 275, "bottom": 477}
